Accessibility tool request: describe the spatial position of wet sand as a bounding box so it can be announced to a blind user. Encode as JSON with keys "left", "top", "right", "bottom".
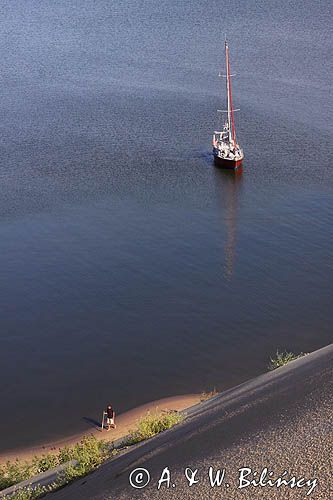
{"left": 0, "top": 394, "right": 201, "bottom": 464}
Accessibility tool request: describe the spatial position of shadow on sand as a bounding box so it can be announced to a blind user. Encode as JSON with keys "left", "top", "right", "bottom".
{"left": 82, "top": 416, "right": 102, "bottom": 431}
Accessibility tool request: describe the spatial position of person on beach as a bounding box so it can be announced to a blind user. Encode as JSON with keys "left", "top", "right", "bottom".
{"left": 106, "top": 404, "right": 116, "bottom": 431}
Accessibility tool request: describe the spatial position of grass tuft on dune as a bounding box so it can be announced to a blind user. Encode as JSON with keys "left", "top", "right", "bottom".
{"left": 268, "top": 350, "right": 307, "bottom": 371}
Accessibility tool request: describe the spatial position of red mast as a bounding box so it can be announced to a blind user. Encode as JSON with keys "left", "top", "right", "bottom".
{"left": 225, "top": 40, "right": 237, "bottom": 147}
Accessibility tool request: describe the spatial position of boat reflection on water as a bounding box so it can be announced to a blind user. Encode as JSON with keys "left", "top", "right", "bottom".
{"left": 214, "top": 166, "right": 243, "bottom": 279}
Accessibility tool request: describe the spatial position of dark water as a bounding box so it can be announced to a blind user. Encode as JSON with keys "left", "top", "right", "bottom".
{"left": 0, "top": 0, "right": 332, "bottom": 453}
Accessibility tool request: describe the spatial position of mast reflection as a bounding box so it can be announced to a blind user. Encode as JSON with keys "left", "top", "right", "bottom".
{"left": 214, "top": 167, "right": 243, "bottom": 279}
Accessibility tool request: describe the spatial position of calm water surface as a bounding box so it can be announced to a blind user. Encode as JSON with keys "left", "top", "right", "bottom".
{"left": 0, "top": 0, "right": 332, "bottom": 452}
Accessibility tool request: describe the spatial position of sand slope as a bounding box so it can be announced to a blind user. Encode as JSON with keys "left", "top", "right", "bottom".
{"left": 49, "top": 344, "right": 333, "bottom": 499}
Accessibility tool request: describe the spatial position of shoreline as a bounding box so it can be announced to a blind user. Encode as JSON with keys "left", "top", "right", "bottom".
{"left": 1, "top": 344, "right": 331, "bottom": 498}
{"left": 0, "top": 394, "right": 201, "bottom": 464}
{"left": 49, "top": 343, "right": 333, "bottom": 499}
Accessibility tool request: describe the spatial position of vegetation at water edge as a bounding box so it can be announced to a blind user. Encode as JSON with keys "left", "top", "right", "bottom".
{"left": 268, "top": 350, "right": 307, "bottom": 371}
{"left": 1, "top": 411, "right": 184, "bottom": 499}
{"left": 127, "top": 410, "right": 184, "bottom": 445}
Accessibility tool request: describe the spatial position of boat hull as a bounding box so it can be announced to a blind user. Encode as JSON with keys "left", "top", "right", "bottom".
{"left": 213, "top": 154, "right": 243, "bottom": 169}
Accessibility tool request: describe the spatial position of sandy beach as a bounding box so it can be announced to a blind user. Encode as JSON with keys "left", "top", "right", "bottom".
{"left": 49, "top": 344, "right": 333, "bottom": 499}
{"left": 0, "top": 394, "right": 201, "bottom": 464}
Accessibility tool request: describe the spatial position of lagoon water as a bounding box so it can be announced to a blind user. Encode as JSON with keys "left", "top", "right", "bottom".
{"left": 0, "top": 0, "right": 332, "bottom": 452}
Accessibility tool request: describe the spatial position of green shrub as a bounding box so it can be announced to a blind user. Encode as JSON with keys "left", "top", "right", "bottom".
{"left": 0, "top": 436, "right": 113, "bottom": 494}
{"left": 128, "top": 411, "right": 184, "bottom": 445}
{"left": 268, "top": 350, "right": 306, "bottom": 370}
{"left": 0, "top": 460, "right": 31, "bottom": 490}
{"left": 0, "top": 413, "right": 183, "bottom": 498}
{"left": 31, "top": 454, "right": 60, "bottom": 474}
{"left": 59, "top": 436, "right": 112, "bottom": 484}
{"left": 3, "top": 485, "right": 49, "bottom": 500}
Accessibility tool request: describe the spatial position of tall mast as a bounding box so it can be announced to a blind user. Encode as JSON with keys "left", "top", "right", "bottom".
{"left": 225, "top": 40, "right": 231, "bottom": 143}
{"left": 225, "top": 39, "right": 237, "bottom": 146}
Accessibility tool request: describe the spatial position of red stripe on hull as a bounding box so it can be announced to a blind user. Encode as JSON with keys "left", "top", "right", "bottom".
{"left": 214, "top": 155, "right": 243, "bottom": 169}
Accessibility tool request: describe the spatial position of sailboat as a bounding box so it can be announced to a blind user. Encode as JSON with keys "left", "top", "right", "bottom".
{"left": 212, "top": 40, "right": 244, "bottom": 169}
